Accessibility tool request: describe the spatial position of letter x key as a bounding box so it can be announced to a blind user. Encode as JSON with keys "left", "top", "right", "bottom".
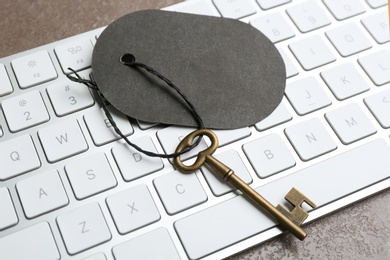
{"left": 174, "top": 129, "right": 316, "bottom": 240}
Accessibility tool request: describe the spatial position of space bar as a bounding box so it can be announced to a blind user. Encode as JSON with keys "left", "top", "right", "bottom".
{"left": 175, "top": 139, "right": 390, "bottom": 259}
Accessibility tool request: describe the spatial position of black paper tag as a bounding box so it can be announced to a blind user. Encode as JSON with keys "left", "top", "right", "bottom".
{"left": 92, "top": 10, "right": 286, "bottom": 129}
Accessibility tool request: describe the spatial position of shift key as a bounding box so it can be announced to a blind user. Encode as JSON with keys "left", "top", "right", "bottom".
{"left": 175, "top": 139, "right": 390, "bottom": 259}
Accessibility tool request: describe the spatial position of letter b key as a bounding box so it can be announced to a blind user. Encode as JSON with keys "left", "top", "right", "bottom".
{"left": 175, "top": 129, "right": 316, "bottom": 240}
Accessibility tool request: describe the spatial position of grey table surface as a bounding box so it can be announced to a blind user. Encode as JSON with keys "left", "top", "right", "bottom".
{"left": 1, "top": 0, "right": 389, "bottom": 259}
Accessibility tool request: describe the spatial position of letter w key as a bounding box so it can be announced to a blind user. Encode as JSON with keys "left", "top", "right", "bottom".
{"left": 175, "top": 129, "right": 316, "bottom": 240}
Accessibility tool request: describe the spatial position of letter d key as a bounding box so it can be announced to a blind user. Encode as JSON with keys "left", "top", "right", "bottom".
{"left": 174, "top": 129, "right": 316, "bottom": 240}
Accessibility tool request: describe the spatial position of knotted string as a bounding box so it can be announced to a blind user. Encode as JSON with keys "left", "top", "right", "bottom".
{"left": 66, "top": 53, "right": 204, "bottom": 158}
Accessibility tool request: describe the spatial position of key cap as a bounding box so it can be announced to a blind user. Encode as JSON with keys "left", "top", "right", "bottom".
{"left": 55, "top": 38, "right": 94, "bottom": 74}
{"left": 255, "top": 99, "right": 292, "bottom": 131}
{"left": 323, "top": 0, "right": 366, "bottom": 20}
{"left": 326, "top": 23, "right": 372, "bottom": 57}
{"left": 256, "top": 0, "right": 291, "bottom": 10}
{"left": 0, "top": 187, "right": 18, "bottom": 230}
{"left": 57, "top": 202, "right": 111, "bottom": 255}
{"left": 362, "top": 11, "right": 390, "bottom": 44}
{"left": 285, "top": 76, "right": 332, "bottom": 115}
{"left": 250, "top": 12, "right": 295, "bottom": 43}
{"left": 366, "top": 0, "right": 388, "bottom": 8}
{"left": 112, "top": 228, "right": 180, "bottom": 260}
{"left": 112, "top": 136, "right": 163, "bottom": 181}
{"left": 175, "top": 138, "right": 390, "bottom": 259}
{"left": 0, "top": 134, "right": 41, "bottom": 180}
{"left": 285, "top": 117, "right": 337, "bottom": 161}
{"left": 286, "top": 1, "right": 331, "bottom": 33}
{"left": 0, "top": 64, "right": 13, "bottom": 96}
{"left": 65, "top": 153, "right": 117, "bottom": 199}
{"left": 211, "top": 127, "right": 251, "bottom": 147}
{"left": 137, "top": 119, "right": 158, "bottom": 130}
{"left": 321, "top": 63, "right": 370, "bottom": 100}
{"left": 154, "top": 170, "right": 207, "bottom": 214}
{"left": 277, "top": 48, "right": 299, "bottom": 78}
{"left": 17, "top": 170, "right": 69, "bottom": 218}
{"left": 11, "top": 50, "right": 57, "bottom": 88}
{"left": 2, "top": 90, "right": 50, "bottom": 132}
{"left": 213, "top": 0, "right": 257, "bottom": 19}
{"left": 163, "top": 0, "right": 220, "bottom": 17}
{"left": 175, "top": 129, "right": 315, "bottom": 240}
{"left": 0, "top": 222, "right": 60, "bottom": 260}
{"left": 365, "top": 89, "right": 390, "bottom": 128}
{"left": 47, "top": 79, "right": 94, "bottom": 116}
{"left": 106, "top": 184, "right": 160, "bottom": 234}
{"left": 84, "top": 106, "right": 133, "bottom": 146}
{"left": 358, "top": 50, "right": 390, "bottom": 86}
{"left": 82, "top": 253, "right": 107, "bottom": 260}
{"left": 289, "top": 35, "right": 336, "bottom": 70}
{"left": 243, "top": 133, "right": 295, "bottom": 178}
{"left": 157, "top": 126, "right": 208, "bottom": 161}
{"left": 202, "top": 150, "right": 252, "bottom": 196}
{"left": 38, "top": 119, "right": 88, "bottom": 162}
{"left": 325, "top": 103, "right": 377, "bottom": 144}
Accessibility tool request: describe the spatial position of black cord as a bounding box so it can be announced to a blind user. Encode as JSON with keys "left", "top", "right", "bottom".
{"left": 66, "top": 54, "right": 204, "bottom": 158}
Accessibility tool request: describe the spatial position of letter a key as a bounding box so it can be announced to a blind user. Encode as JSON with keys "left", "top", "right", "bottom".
{"left": 174, "top": 129, "right": 316, "bottom": 240}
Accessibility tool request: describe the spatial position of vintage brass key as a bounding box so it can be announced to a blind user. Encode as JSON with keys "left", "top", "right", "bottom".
{"left": 174, "top": 129, "right": 316, "bottom": 240}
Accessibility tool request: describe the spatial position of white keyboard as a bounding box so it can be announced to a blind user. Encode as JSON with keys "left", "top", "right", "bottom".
{"left": 0, "top": 0, "right": 389, "bottom": 259}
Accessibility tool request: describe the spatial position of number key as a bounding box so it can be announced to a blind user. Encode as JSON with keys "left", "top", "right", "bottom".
{"left": 286, "top": 1, "right": 331, "bottom": 32}
{"left": 2, "top": 90, "right": 50, "bottom": 132}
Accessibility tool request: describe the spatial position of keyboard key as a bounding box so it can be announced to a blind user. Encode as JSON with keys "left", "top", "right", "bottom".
{"left": 326, "top": 23, "right": 372, "bottom": 57}
{"left": 113, "top": 228, "right": 180, "bottom": 260}
{"left": 285, "top": 118, "right": 337, "bottom": 161}
{"left": 256, "top": 0, "right": 291, "bottom": 10}
{"left": 212, "top": 127, "right": 251, "bottom": 147}
{"left": 55, "top": 38, "right": 94, "bottom": 73}
{"left": 365, "top": 89, "right": 390, "bottom": 128}
{"left": 325, "top": 103, "right": 377, "bottom": 144}
{"left": 16, "top": 170, "right": 69, "bottom": 218}
{"left": 0, "top": 64, "right": 13, "bottom": 96}
{"left": 38, "top": 119, "right": 88, "bottom": 162}
{"left": 213, "top": 0, "right": 257, "bottom": 19}
{"left": 366, "top": 0, "right": 388, "bottom": 8}
{"left": 112, "top": 136, "right": 163, "bottom": 181}
{"left": 323, "top": 0, "right": 366, "bottom": 20}
{"left": 47, "top": 79, "right": 94, "bottom": 116}
{"left": 11, "top": 50, "right": 57, "bottom": 88}
{"left": 255, "top": 99, "right": 292, "bottom": 131}
{"left": 65, "top": 153, "right": 117, "bottom": 200}
{"left": 289, "top": 35, "right": 336, "bottom": 70}
{"left": 286, "top": 1, "right": 331, "bottom": 32}
{"left": 163, "top": 0, "right": 220, "bottom": 17}
{"left": 82, "top": 253, "right": 107, "bottom": 260}
{"left": 175, "top": 139, "right": 390, "bottom": 259}
{"left": 137, "top": 119, "right": 158, "bottom": 130}
{"left": 277, "top": 48, "right": 299, "bottom": 78}
{"left": 358, "top": 50, "right": 390, "bottom": 86}
{"left": 57, "top": 203, "right": 111, "bottom": 255}
{"left": 0, "top": 134, "right": 40, "bottom": 180}
{"left": 321, "top": 63, "right": 370, "bottom": 100}
{"left": 157, "top": 126, "right": 208, "bottom": 161}
{"left": 0, "top": 187, "right": 18, "bottom": 230}
{"left": 84, "top": 106, "right": 133, "bottom": 146}
{"left": 250, "top": 12, "right": 295, "bottom": 43}
{"left": 2, "top": 90, "right": 50, "bottom": 132}
{"left": 362, "top": 11, "right": 390, "bottom": 44}
{"left": 201, "top": 150, "right": 252, "bottom": 196}
{"left": 0, "top": 222, "right": 60, "bottom": 260}
{"left": 285, "top": 76, "right": 332, "bottom": 115}
{"left": 154, "top": 170, "right": 207, "bottom": 215}
{"left": 243, "top": 133, "right": 295, "bottom": 178}
{"left": 106, "top": 184, "right": 160, "bottom": 234}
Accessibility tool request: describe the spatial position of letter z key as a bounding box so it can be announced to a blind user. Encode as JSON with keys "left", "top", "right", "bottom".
{"left": 174, "top": 129, "right": 316, "bottom": 240}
